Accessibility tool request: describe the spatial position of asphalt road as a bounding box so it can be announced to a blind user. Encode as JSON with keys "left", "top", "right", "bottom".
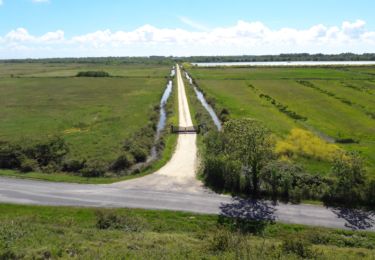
{"left": 0, "top": 65, "right": 374, "bottom": 231}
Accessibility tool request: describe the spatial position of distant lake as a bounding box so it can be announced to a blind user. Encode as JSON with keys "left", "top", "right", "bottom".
{"left": 192, "top": 61, "right": 375, "bottom": 67}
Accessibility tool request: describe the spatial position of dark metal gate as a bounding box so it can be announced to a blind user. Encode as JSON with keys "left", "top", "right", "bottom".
{"left": 170, "top": 125, "right": 200, "bottom": 134}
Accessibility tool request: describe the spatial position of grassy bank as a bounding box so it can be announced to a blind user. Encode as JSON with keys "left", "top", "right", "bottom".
{"left": 0, "top": 204, "right": 374, "bottom": 259}
{"left": 187, "top": 66, "right": 375, "bottom": 176}
{"left": 0, "top": 64, "right": 178, "bottom": 183}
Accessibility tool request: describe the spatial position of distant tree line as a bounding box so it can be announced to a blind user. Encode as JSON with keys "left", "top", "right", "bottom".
{"left": 182, "top": 53, "right": 375, "bottom": 62}
{"left": 0, "top": 56, "right": 174, "bottom": 65}
{"left": 1, "top": 53, "right": 375, "bottom": 64}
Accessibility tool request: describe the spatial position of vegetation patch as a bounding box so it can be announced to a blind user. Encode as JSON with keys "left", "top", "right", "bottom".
{"left": 259, "top": 93, "right": 307, "bottom": 121}
{"left": 297, "top": 80, "right": 353, "bottom": 105}
{"left": 200, "top": 118, "right": 372, "bottom": 206}
{"left": 0, "top": 63, "right": 178, "bottom": 182}
{"left": 1, "top": 204, "right": 375, "bottom": 259}
{"left": 187, "top": 66, "right": 375, "bottom": 176}
{"left": 276, "top": 128, "right": 341, "bottom": 161}
{"left": 76, "top": 71, "right": 110, "bottom": 77}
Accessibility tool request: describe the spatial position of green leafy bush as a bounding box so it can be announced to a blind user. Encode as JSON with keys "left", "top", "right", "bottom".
{"left": 80, "top": 160, "right": 107, "bottom": 177}
{"left": 76, "top": 71, "right": 110, "bottom": 77}
{"left": 19, "top": 157, "right": 39, "bottom": 173}
{"left": 110, "top": 152, "right": 135, "bottom": 172}
{"left": 281, "top": 237, "right": 318, "bottom": 259}
{"left": 95, "top": 210, "right": 147, "bottom": 232}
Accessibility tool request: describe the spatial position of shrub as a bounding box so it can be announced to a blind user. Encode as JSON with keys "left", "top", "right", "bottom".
{"left": 76, "top": 71, "right": 110, "bottom": 77}
{"left": 281, "top": 237, "right": 317, "bottom": 259}
{"left": 110, "top": 152, "right": 135, "bottom": 172}
{"left": 260, "top": 161, "right": 329, "bottom": 202}
{"left": 366, "top": 180, "right": 375, "bottom": 206}
{"left": 129, "top": 145, "right": 148, "bottom": 163}
{"left": 0, "top": 142, "right": 21, "bottom": 169}
{"left": 209, "top": 229, "right": 239, "bottom": 252}
{"left": 276, "top": 128, "right": 340, "bottom": 161}
{"left": 23, "top": 136, "right": 69, "bottom": 167}
{"left": 203, "top": 156, "right": 226, "bottom": 191}
{"left": 62, "top": 159, "right": 86, "bottom": 172}
{"left": 329, "top": 151, "right": 367, "bottom": 204}
{"left": 80, "top": 160, "right": 107, "bottom": 177}
{"left": 219, "top": 108, "right": 230, "bottom": 122}
{"left": 95, "top": 210, "right": 146, "bottom": 232}
{"left": 19, "top": 157, "right": 38, "bottom": 173}
{"left": 335, "top": 138, "right": 359, "bottom": 144}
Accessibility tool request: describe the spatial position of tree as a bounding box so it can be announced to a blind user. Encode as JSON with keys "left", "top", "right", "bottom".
{"left": 223, "top": 119, "right": 274, "bottom": 196}
{"left": 331, "top": 151, "right": 367, "bottom": 204}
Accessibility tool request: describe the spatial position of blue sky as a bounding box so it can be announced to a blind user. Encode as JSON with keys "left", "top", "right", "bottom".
{"left": 0, "top": 0, "right": 375, "bottom": 58}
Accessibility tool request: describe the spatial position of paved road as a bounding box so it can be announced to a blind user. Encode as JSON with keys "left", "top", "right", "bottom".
{"left": 0, "top": 65, "right": 374, "bottom": 231}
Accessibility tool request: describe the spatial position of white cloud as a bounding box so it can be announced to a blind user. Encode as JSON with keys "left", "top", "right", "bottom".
{"left": 32, "top": 0, "right": 49, "bottom": 3}
{"left": 1, "top": 20, "right": 375, "bottom": 58}
{"left": 0, "top": 0, "right": 3, "bottom": 6}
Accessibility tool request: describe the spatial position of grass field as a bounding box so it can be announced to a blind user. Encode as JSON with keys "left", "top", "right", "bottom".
{"left": 187, "top": 66, "right": 375, "bottom": 176}
{"left": 0, "top": 63, "right": 170, "bottom": 78}
{"left": 0, "top": 63, "right": 175, "bottom": 181}
{"left": 0, "top": 204, "right": 374, "bottom": 259}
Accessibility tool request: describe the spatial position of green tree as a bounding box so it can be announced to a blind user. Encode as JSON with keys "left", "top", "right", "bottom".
{"left": 331, "top": 151, "right": 367, "bottom": 204}
{"left": 223, "top": 119, "right": 274, "bottom": 196}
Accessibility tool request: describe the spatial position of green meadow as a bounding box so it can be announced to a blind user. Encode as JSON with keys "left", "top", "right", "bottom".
{"left": 187, "top": 66, "right": 375, "bottom": 176}
{"left": 1, "top": 204, "right": 375, "bottom": 259}
{"left": 0, "top": 63, "right": 174, "bottom": 181}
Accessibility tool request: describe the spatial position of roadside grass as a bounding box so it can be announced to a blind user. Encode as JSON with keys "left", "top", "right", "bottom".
{"left": 1, "top": 204, "right": 374, "bottom": 259}
{"left": 188, "top": 66, "right": 375, "bottom": 176}
{"left": 0, "top": 64, "right": 179, "bottom": 183}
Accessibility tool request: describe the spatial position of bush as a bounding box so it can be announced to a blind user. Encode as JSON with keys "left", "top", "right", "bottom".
{"left": 203, "top": 157, "right": 242, "bottom": 193}
{"left": 366, "top": 180, "right": 375, "bottom": 206}
{"left": 219, "top": 108, "right": 230, "bottom": 122}
{"left": 129, "top": 145, "right": 148, "bottom": 163}
{"left": 62, "top": 159, "right": 86, "bottom": 173}
{"left": 0, "top": 142, "right": 21, "bottom": 169}
{"left": 23, "top": 136, "right": 69, "bottom": 167}
{"left": 329, "top": 151, "right": 367, "bottom": 205}
{"left": 203, "top": 156, "right": 226, "bottom": 191}
{"left": 260, "top": 161, "right": 329, "bottom": 202}
{"left": 110, "top": 152, "right": 135, "bottom": 172}
{"left": 335, "top": 138, "right": 359, "bottom": 144}
{"left": 76, "top": 71, "right": 110, "bottom": 77}
{"left": 0, "top": 137, "right": 69, "bottom": 173}
{"left": 276, "top": 128, "right": 340, "bottom": 162}
{"left": 95, "top": 210, "right": 146, "bottom": 232}
{"left": 19, "top": 157, "right": 38, "bottom": 173}
{"left": 209, "top": 229, "right": 239, "bottom": 252}
{"left": 80, "top": 160, "right": 107, "bottom": 177}
{"left": 281, "top": 237, "right": 317, "bottom": 259}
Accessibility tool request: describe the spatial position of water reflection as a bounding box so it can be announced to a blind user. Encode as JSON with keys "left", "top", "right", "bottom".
{"left": 185, "top": 72, "right": 222, "bottom": 131}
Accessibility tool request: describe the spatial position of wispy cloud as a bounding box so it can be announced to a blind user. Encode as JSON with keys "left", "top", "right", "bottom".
{"left": 1, "top": 20, "right": 375, "bottom": 58}
{"left": 0, "top": 0, "right": 3, "bottom": 6}
{"left": 179, "top": 16, "right": 209, "bottom": 31}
